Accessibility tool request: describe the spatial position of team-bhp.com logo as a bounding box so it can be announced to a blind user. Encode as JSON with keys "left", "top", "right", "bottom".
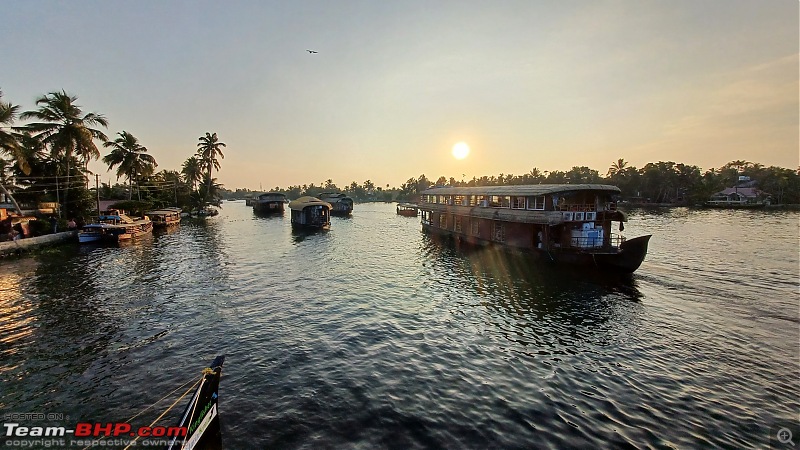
{"left": 4, "top": 422, "right": 187, "bottom": 438}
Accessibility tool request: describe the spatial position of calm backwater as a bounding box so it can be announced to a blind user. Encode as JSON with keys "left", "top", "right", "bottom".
{"left": 1, "top": 202, "right": 798, "bottom": 449}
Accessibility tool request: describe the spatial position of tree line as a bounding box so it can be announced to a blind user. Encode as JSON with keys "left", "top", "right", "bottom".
{"left": 0, "top": 89, "right": 226, "bottom": 218}
{"left": 223, "top": 159, "right": 800, "bottom": 205}
{"left": 393, "top": 160, "right": 800, "bottom": 205}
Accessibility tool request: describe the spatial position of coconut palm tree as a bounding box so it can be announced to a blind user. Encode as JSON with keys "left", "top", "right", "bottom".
{"left": 196, "top": 132, "right": 225, "bottom": 198}
{"left": 607, "top": 158, "right": 628, "bottom": 177}
{"left": 0, "top": 89, "right": 21, "bottom": 162}
{"left": 20, "top": 91, "right": 108, "bottom": 205}
{"left": 181, "top": 156, "right": 203, "bottom": 191}
{"left": 102, "top": 131, "right": 157, "bottom": 200}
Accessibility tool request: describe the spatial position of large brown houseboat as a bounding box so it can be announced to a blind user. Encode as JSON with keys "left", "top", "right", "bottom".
{"left": 318, "top": 192, "right": 354, "bottom": 216}
{"left": 418, "top": 184, "right": 651, "bottom": 273}
{"left": 253, "top": 192, "right": 287, "bottom": 214}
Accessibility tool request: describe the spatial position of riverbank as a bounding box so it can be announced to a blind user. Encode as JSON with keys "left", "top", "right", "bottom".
{"left": 0, "top": 230, "right": 78, "bottom": 257}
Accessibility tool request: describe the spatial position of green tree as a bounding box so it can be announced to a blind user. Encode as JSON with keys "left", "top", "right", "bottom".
{"left": 0, "top": 90, "right": 23, "bottom": 212}
{"left": 181, "top": 156, "right": 203, "bottom": 191}
{"left": 196, "top": 132, "right": 225, "bottom": 199}
{"left": 20, "top": 91, "right": 108, "bottom": 207}
{"left": 102, "top": 131, "right": 157, "bottom": 200}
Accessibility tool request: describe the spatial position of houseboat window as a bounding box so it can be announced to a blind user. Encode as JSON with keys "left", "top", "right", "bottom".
{"left": 527, "top": 196, "right": 546, "bottom": 210}
{"left": 421, "top": 211, "right": 431, "bottom": 225}
{"left": 492, "top": 222, "right": 505, "bottom": 242}
{"left": 501, "top": 196, "right": 510, "bottom": 208}
{"left": 454, "top": 216, "right": 462, "bottom": 232}
{"left": 439, "top": 214, "right": 447, "bottom": 228}
{"left": 476, "top": 195, "right": 487, "bottom": 207}
{"left": 512, "top": 196, "right": 526, "bottom": 209}
{"left": 471, "top": 219, "right": 480, "bottom": 236}
{"left": 454, "top": 195, "right": 465, "bottom": 206}
{"left": 447, "top": 195, "right": 454, "bottom": 205}
{"left": 468, "top": 195, "right": 477, "bottom": 206}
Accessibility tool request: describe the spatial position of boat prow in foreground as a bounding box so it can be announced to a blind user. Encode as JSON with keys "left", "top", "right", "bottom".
{"left": 166, "top": 355, "right": 225, "bottom": 450}
{"left": 419, "top": 184, "right": 651, "bottom": 273}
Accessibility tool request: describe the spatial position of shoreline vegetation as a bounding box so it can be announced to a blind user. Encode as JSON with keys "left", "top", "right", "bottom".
{"left": 2, "top": 89, "right": 799, "bottom": 229}
{"left": 223, "top": 159, "right": 800, "bottom": 207}
{"left": 0, "top": 89, "right": 225, "bottom": 223}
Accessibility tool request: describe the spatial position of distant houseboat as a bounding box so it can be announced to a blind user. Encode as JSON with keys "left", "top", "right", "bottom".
{"left": 418, "top": 184, "right": 651, "bottom": 273}
{"left": 288, "top": 196, "right": 331, "bottom": 229}
{"left": 317, "top": 193, "right": 353, "bottom": 216}
{"left": 253, "top": 192, "right": 286, "bottom": 214}
{"left": 146, "top": 207, "right": 182, "bottom": 230}
{"left": 79, "top": 209, "right": 153, "bottom": 243}
{"left": 396, "top": 203, "right": 419, "bottom": 217}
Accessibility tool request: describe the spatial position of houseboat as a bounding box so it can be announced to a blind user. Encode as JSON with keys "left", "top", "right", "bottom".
{"left": 318, "top": 192, "right": 354, "bottom": 216}
{"left": 78, "top": 209, "right": 153, "bottom": 243}
{"left": 397, "top": 203, "right": 419, "bottom": 217}
{"left": 253, "top": 192, "right": 286, "bottom": 214}
{"left": 288, "top": 196, "right": 331, "bottom": 229}
{"left": 146, "top": 207, "right": 182, "bottom": 230}
{"left": 418, "top": 184, "right": 651, "bottom": 273}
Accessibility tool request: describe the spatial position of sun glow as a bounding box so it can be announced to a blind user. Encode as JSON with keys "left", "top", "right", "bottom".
{"left": 452, "top": 142, "right": 470, "bottom": 160}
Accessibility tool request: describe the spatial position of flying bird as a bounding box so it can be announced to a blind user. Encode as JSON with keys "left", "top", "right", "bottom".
{"left": 306, "top": 50, "right": 318, "bottom": 54}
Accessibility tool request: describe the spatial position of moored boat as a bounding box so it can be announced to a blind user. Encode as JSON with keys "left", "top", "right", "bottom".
{"left": 318, "top": 192, "right": 354, "bottom": 216}
{"left": 78, "top": 209, "right": 153, "bottom": 244}
{"left": 396, "top": 203, "right": 419, "bottom": 217}
{"left": 288, "top": 196, "right": 331, "bottom": 229}
{"left": 418, "top": 184, "right": 651, "bottom": 273}
{"left": 146, "top": 207, "right": 182, "bottom": 230}
{"left": 253, "top": 192, "right": 286, "bottom": 214}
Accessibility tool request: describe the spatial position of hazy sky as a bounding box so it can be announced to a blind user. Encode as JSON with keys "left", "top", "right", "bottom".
{"left": 2, "top": 0, "right": 797, "bottom": 190}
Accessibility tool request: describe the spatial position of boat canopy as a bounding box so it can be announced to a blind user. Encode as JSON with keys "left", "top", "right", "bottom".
{"left": 421, "top": 184, "right": 621, "bottom": 196}
{"left": 288, "top": 196, "right": 331, "bottom": 210}
{"left": 318, "top": 193, "right": 353, "bottom": 203}
{"left": 258, "top": 192, "right": 286, "bottom": 200}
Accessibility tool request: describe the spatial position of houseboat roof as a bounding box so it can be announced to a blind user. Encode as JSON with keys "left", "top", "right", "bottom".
{"left": 258, "top": 192, "right": 286, "bottom": 200}
{"left": 146, "top": 207, "right": 182, "bottom": 215}
{"left": 288, "top": 196, "right": 331, "bottom": 210}
{"left": 318, "top": 192, "right": 352, "bottom": 202}
{"left": 421, "top": 184, "right": 621, "bottom": 196}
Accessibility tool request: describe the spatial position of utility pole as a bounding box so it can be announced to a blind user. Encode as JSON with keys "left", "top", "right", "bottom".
{"left": 55, "top": 172, "right": 61, "bottom": 218}
{"left": 95, "top": 174, "right": 101, "bottom": 214}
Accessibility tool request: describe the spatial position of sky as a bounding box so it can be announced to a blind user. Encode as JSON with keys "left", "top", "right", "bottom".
{"left": 1, "top": 0, "right": 797, "bottom": 190}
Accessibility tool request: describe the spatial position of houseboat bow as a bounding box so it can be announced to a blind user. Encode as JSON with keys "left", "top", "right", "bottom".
{"left": 253, "top": 192, "right": 287, "bottom": 214}
{"left": 318, "top": 192, "right": 354, "bottom": 216}
{"left": 418, "top": 184, "right": 651, "bottom": 273}
{"left": 288, "top": 196, "right": 331, "bottom": 229}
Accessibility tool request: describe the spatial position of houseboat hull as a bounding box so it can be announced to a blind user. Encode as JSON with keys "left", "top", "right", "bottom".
{"left": 422, "top": 223, "right": 650, "bottom": 273}
{"left": 253, "top": 201, "right": 285, "bottom": 214}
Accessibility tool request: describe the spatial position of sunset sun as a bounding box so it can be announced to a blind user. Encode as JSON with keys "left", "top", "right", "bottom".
{"left": 452, "top": 142, "right": 470, "bottom": 160}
